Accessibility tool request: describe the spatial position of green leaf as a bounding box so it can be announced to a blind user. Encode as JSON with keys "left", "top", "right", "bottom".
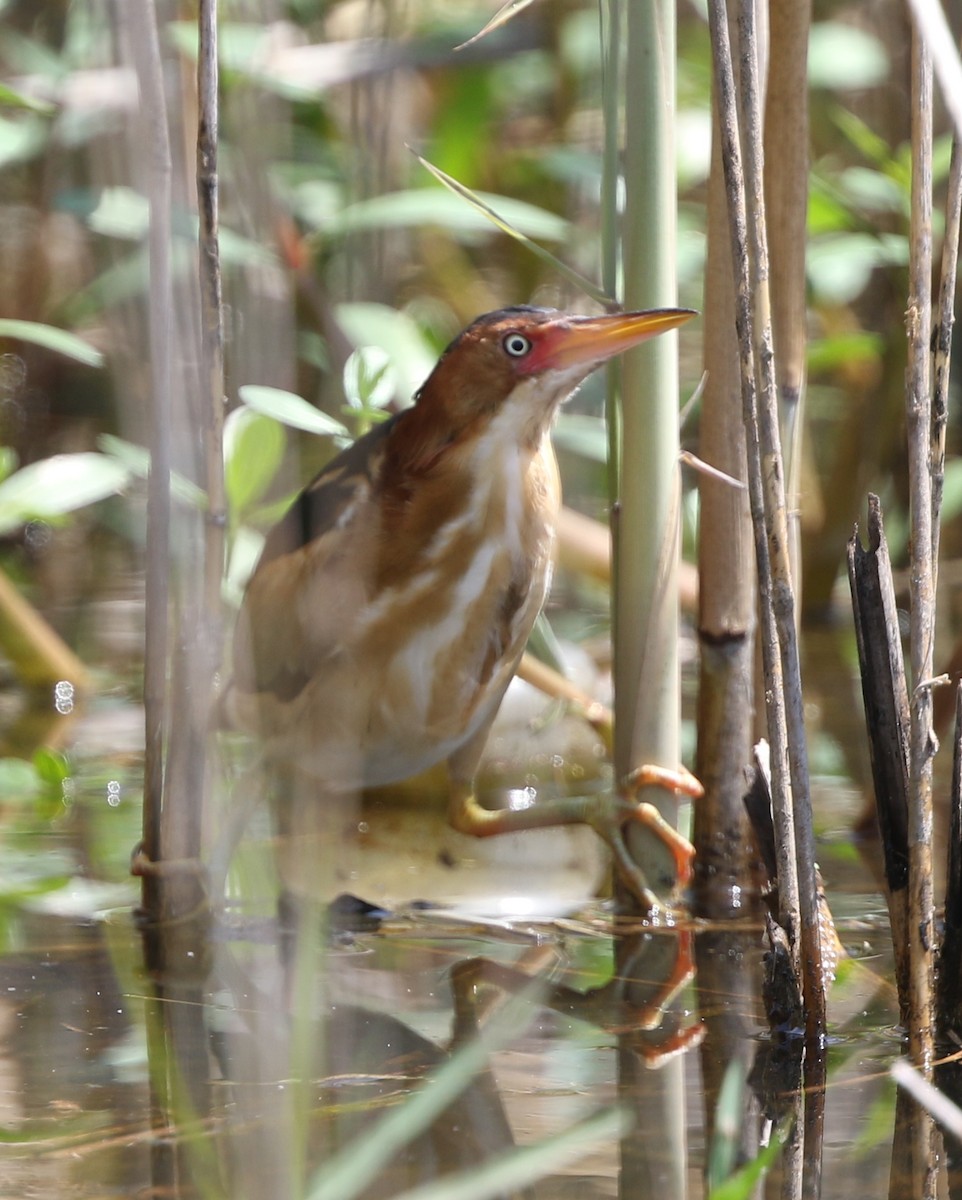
{"left": 317, "top": 187, "right": 570, "bottom": 244}
{"left": 32, "top": 748, "right": 70, "bottom": 787}
{"left": 807, "top": 330, "right": 884, "bottom": 373}
{"left": 0, "top": 113, "right": 46, "bottom": 168}
{"left": 0, "top": 757, "right": 41, "bottom": 798}
{"left": 224, "top": 408, "right": 287, "bottom": 516}
{"left": 940, "top": 459, "right": 962, "bottom": 523}
{"left": 0, "top": 447, "right": 17, "bottom": 485}
{"left": 0, "top": 319, "right": 103, "bottom": 367}
{"left": 86, "top": 186, "right": 149, "bottom": 239}
{"left": 837, "top": 166, "right": 907, "bottom": 216}
{"left": 238, "top": 384, "right": 349, "bottom": 438}
{"left": 0, "top": 452, "right": 130, "bottom": 535}
{"left": 0, "top": 82, "right": 55, "bottom": 114}
{"left": 809, "top": 24, "right": 889, "bottom": 90}
{"left": 97, "top": 434, "right": 206, "bottom": 508}
{"left": 807, "top": 231, "right": 908, "bottom": 305}
{"left": 335, "top": 303, "right": 437, "bottom": 400}
{"left": 707, "top": 1125, "right": 790, "bottom": 1200}
{"left": 343, "top": 346, "right": 396, "bottom": 411}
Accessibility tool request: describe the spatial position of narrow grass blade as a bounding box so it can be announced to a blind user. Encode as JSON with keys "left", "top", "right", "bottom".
{"left": 392, "top": 1105, "right": 632, "bottom": 1200}
{"left": 411, "top": 152, "right": 614, "bottom": 308}
{"left": 455, "top": 0, "right": 538, "bottom": 51}
{"left": 305, "top": 977, "right": 548, "bottom": 1200}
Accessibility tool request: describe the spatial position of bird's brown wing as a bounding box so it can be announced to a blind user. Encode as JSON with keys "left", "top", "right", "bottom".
{"left": 231, "top": 414, "right": 400, "bottom": 701}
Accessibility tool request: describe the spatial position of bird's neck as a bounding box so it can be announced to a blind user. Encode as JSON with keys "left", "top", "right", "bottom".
{"left": 376, "top": 399, "right": 560, "bottom": 590}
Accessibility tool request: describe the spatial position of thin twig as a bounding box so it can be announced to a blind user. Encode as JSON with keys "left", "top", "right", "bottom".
{"left": 197, "top": 0, "right": 226, "bottom": 628}
{"left": 131, "top": 0, "right": 173, "bottom": 918}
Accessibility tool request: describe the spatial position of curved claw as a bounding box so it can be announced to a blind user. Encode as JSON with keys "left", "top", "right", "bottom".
{"left": 623, "top": 762, "right": 704, "bottom": 800}
{"left": 590, "top": 764, "right": 699, "bottom": 909}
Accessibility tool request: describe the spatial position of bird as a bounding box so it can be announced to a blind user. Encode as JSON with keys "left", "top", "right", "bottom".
{"left": 225, "top": 304, "right": 700, "bottom": 910}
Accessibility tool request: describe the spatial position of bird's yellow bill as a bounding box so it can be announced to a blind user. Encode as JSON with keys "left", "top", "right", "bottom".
{"left": 543, "top": 308, "right": 696, "bottom": 371}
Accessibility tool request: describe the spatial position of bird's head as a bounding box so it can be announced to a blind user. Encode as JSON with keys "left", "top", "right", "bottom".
{"left": 397, "top": 305, "right": 696, "bottom": 471}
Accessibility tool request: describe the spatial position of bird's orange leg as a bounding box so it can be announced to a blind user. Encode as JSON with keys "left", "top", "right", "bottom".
{"left": 446, "top": 731, "right": 700, "bottom": 910}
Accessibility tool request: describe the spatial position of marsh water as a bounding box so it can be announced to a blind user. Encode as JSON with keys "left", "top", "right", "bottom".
{"left": 0, "top": 622, "right": 940, "bottom": 1199}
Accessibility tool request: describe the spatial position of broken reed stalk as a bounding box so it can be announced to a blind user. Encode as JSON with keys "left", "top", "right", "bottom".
{"left": 706, "top": 0, "right": 825, "bottom": 1036}
{"left": 132, "top": 0, "right": 173, "bottom": 923}
{"left": 847, "top": 496, "right": 911, "bottom": 1021}
{"left": 197, "top": 0, "right": 226, "bottom": 627}
{"left": 905, "top": 25, "right": 936, "bottom": 1074}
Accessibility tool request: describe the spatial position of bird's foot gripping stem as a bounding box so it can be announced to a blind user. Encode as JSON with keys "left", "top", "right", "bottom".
{"left": 447, "top": 763, "right": 701, "bottom": 913}
{"left": 591, "top": 764, "right": 702, "bottom": 914}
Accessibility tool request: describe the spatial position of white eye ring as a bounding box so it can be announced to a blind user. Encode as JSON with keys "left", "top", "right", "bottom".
{"left": 502, "top": 332, "right": 532, "bottom": 358}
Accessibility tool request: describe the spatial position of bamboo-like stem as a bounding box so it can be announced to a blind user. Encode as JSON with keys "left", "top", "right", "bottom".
{"left": 615, "top": 0, "right": 683, "bottom": 848}
{"left": 197, "top": 0, "right": 225, "bottom": 627}
{"left": 905, "top": 24, "right": 936, "bottom": 1078}
{"left": 132, "top": 0, "right": 173, "bottom": 922}
{"left": 613, "top": 4, "right": 687, "bottom": 1196}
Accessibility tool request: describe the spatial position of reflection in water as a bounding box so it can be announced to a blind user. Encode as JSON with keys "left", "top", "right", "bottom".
{"left": 0, "top": 724, "right": 932, "bottom": 1200}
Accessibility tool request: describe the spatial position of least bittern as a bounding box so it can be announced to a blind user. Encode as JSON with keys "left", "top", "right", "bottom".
{"left": 226, "top": 305, "right": 699, "bottom": 909}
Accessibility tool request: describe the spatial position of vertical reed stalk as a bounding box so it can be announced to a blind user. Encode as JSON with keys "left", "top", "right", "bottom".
{"left": 615, "top": 0, "right": 684, "bottom": 873}
{"left": 905, "top": 22, "right": 936, "bottom": 1079}
{"left": 613, "top": 3, "right": 688, "bottom": 1196}
{"left": 706, "top": 0, "right": 825, "bottom": 1037}
{"left": 133, "top": 0, "right": 172, "bottom": 924}
{"left": 694, "top": 5, "right": 755, "bottom": 905}
{"left": 197, "top": 0, "right": 226, "bottom": 626}
{"left": 763, "top": 0, "right": 811, "bottom": 585}
{"left": 734, "top": 0, "right": 823, "bottom": 1036}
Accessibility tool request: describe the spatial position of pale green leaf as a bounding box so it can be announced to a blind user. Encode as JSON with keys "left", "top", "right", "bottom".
{"left": 343, "top": 346, "right": 395, "bottom": 411}
{"left": 0, "top": 319, "right": 103, "bottom": 367}
{"left": 87, "top": 186, "right": 149, "bottom": 240}
{"left": 809, "top": 23, "right": 889, "bottom": 90}
{"left": 239, "top": 384, "right": 348, "bottom": 438}
{"left": 0, "top": 82, "right": 55, "bottom": 114}
{"left": 224, "top": 408, "right": 286, "bottom": 515}
{"left": 316, "top": 187, "right": 570, "bottom": 244}
{"left": 0, "top": 453, "right": 130, "bottom": 534}
{"left": 97, "top": 435, "right": 206, "bottom": 508}
{"left": 335, "top": 303, "right": 437, "bottom": 400}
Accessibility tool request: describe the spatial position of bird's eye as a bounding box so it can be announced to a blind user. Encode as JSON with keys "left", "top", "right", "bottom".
{"left": 502, "top": 332, "right": 532, "bottom": 358}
